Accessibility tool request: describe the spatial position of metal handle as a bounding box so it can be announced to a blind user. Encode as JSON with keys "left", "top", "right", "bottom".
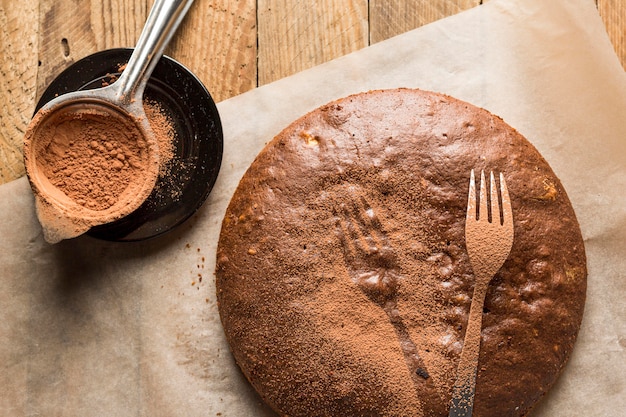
{"left": 114, "top": 0, "right": 194, "bottom": 104}
{"left": 448, "top": 385, "right": 474, "bottom": 417}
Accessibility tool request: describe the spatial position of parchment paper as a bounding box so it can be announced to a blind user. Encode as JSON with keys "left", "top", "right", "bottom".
{"left": 1, "top": 0, "right": 625, "bottom": 415}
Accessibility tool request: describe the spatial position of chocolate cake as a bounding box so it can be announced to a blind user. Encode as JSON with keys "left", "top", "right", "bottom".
{"left": 215, "top": 89, "right": 586, "bottom": 416}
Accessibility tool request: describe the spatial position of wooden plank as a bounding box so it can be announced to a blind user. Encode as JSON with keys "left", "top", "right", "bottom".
{"left": 37, "top": 0, "right": 255, "bottom": 105}
{"left": 369, "top": 0, "right": 482, "bottom": 44}
{"left": 0, "top": 0, "right": 623, "bottom": 185}
{"left": 36, "top": 0, "right": 148, "bottom": 98}
{"left": 166, "top": 0, "right": 257, "bottom": 102}
{"left": 0, "top": 0, "right": 39, "bottom": 183}
{"left": 257, "top": 0, "right": 368, "bottom": 86}
{"left": 597, "top": 0, "right": 626, "bottom": 69}
{"left": 29, "top": 0, "right": 255, "bottom": 183}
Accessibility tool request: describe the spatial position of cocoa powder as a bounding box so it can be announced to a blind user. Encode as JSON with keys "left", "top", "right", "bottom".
{"left": 144, "top": 99, "right": 176, "bottom": 177}
{"left": 33, "top": 101, "right": 175, "bottom": 212}
{"left": 216, "top": 88, "right": 588, "bottom": 417}
{"left": 36, "top": 106, "right": 147, "bottom": 211}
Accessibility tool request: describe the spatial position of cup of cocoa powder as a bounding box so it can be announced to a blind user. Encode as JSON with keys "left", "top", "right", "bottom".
{"left": 30, "top": 48, "right": 223, "bottom": 242}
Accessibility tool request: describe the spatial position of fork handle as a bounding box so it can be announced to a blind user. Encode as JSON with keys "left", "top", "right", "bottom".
{"left": 448, "top": 282, "right": 489, "bottom": 417}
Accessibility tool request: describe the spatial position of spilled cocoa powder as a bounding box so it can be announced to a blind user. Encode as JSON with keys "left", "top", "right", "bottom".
{"left": 103, "top": 66, "right": 176, "bottom": 178}
{"left": 144, "top": 99, "right": 176, "bottom": 177}
{"left": 144, "top": 99, "right": 189, "bottom": 204}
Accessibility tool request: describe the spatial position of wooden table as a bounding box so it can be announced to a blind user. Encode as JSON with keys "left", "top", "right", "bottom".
{"left": 1, "top": 0, "right": 624, "bottom": 185}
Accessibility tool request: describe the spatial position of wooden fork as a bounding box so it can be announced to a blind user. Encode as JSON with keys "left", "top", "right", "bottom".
{"left": 448, "top": 170, "right": 514, "bottom": 417}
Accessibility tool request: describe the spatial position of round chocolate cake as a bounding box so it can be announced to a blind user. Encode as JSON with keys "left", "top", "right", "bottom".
{"left": 215, "top": 89, "right": 586, "bottom": 416}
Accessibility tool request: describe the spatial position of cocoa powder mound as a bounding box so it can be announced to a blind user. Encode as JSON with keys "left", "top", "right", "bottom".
{"left": 33, "top": 101, "right": 175, "bottom": 212}
{"left": 36, "top": 107, "right": 146, "bottom": 211}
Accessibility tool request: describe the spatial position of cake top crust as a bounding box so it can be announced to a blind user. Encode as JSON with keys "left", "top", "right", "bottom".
{"left": 216, "top": 88, "right": 587, "bottom": 417}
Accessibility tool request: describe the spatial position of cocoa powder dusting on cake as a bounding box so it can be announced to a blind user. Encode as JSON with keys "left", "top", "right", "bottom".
{"left": 299, "top": 178, "right": 456, "bottom": 416}
{"left": 216, "top": 89, "right": 587, "bottom": 417}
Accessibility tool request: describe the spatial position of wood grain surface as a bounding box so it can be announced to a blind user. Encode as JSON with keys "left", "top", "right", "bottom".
{"left": 258, "top": 0, "right": 368, "bottom": 85}
{"left": 0, "top": 1, "right": 38, "bottom": 183}
{"left": 0, "top": 0, "right": 624, "bottom": 184}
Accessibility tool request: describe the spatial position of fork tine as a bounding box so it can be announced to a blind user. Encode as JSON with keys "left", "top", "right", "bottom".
{"left": 467, "top": 169, "right": 477, "bottom": 221}
{"left": 499, "top": 172, "right": 512, "bottom": 226}
{"left": 479, "top": 170, "right": 488, "bottom": 221}
{"left": 489, "top": 171, "right": 500, "bottom": 224}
